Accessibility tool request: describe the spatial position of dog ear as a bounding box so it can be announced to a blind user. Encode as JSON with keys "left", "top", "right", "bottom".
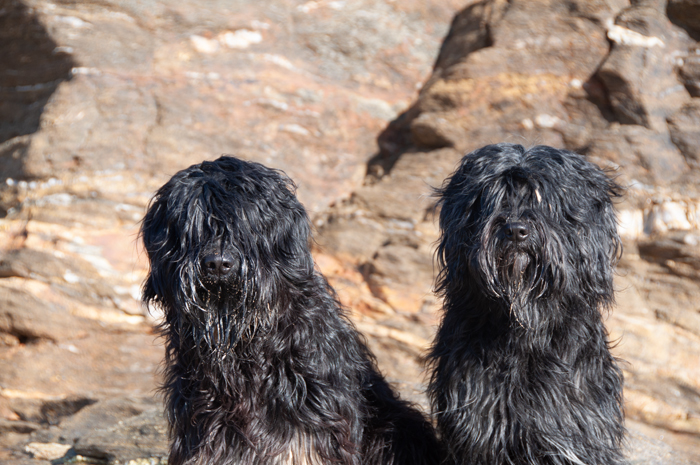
{"left": 140, "top": 192, "right": 178, "bottom": 309}
{"left": 140, "top": 173, "right": 203, "bottom": 312}
{"left": 266, "top": 182, "right": 315, "bottom": 282}
{"left": 572, "top": 166, "right": 622, "bottom": 309}
{"left": 434, "top": 160, "right": 484, "bottom": 298}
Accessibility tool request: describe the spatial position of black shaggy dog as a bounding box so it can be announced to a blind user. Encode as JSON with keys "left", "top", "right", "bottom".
{"left": 141, "top": 156, "right": 440, "bottom": 465}
{"left": 428, "top": 144, "right": 625, "bottom": 465}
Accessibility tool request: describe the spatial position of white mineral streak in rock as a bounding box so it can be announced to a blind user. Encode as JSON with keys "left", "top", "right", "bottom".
{"left": 688, "top": 201, "right": 700, "bottom": 227}
{"left": 184, "top": 71, "right": 221, "bottom": 80}
{"left": 534, "top": 114, "right": 564, "bottom": 129}
{"left": 63, "top": 270, "right": 80, "bottom": 283}
{"left": 71, "top": 67, "right": 101, "bottom": 76}
{"left": 617, "top": 209, "right": 644, "bottom": 239}
{"left": 53, "top": 15, "right": 91, "bottom": 28}
{"left": 53, "top": 46, "right": 74, "bottom": 54}
{"left": 255, "top": 98, "right": 289, "bottom": 111}
{"left": 606, "top": 19, "right": 664, "bottom": 48}
{"left": 189, "top": 35, "right": 220, "bottom": 54}
{"left": 683, "top": 233, "right": 700, "bottom": 246}
{"left": 260, "top": 54, "right": 296, "bottom": 70}
{"left": 65, "top": 243, "right": 116, "bottom": 277}
{"left": 354, "top": 96, "right": 397, "bottom": 121}
{"left": 250, "top": 20, "right": 271, "bottom": 30}
{"left": 220, "top": 29, "right": 263, "bottom": 49}
{"left": 59, "top": 344, "right": 80, "bottom": 353}
{"left": 297, "top": 1, "right": 316, "bottom": 13}
{"left": 298, "top": 1, "right": 345, "bottom": 13}
{"left": 645, "top": 201, "right": 692, "bottom": 234}
{"left": 114, "top": 284, "right": 142, "bottom": 301}
{"left": 33, "top": 193, "right": 74, "bottom": 207}
{"left": 25, "top": 442, "right": 72, "bottom": 461}
{"left": 279, "top": 124, "right": 310, "bottom": 136}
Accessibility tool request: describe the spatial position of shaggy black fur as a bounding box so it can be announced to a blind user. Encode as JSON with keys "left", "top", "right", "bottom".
{"left": 428, "top": 144, "right": 625, "bottom": 465}
{"left": 141, "top": 156, "right": 440, "bottom": 465}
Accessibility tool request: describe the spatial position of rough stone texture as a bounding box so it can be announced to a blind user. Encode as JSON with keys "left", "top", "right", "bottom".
{"left": 625, "top": 425, "right": 694, "bottom": 465}
{"left": 72, "top": 404, "right": 167, "bottom": 463}
{"left": 1, "top": 0, "right": 462, "bottom": 214}
{"left": 679, "top": 54, "right": 700, "bottom": 96}
{"left": 0, "top": 287, "right": 95, "bottom": 344}
{"left": 668, "top": 101, "right": 700, "bottom": 164}
{"left": 0, "top": 0, "right": 75, "bottom": 145}
{"left": 23, "top": 442, "right": 72, "bottom": 461}
{"left": 668, "top": 0, "right": 700, "bottom": 38}
{"left": 597, "top": 3, "right": 689, "bottom": 131}
{"left": 1, "top": 0, "right": 700, "bottom": 463}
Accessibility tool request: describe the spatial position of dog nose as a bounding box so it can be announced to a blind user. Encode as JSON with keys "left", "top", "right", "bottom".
{"left": 202, "top": 252, "right": 235, "bottom": 278}
{"left": 504, "top": 222, "right": 530, "bottom": 242}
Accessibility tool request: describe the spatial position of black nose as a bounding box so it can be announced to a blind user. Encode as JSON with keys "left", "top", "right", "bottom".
{"left": 202, "top": 252, "right": 235, "bottom": 278}
{"left": 504, "top": 222, "right": 530, "bottom": 243}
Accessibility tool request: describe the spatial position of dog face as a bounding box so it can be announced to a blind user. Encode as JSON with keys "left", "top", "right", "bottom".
{"left": 141, "top": 156, "right": 312, "bottom": 350}
{"left": 436, "top": 144, "right": 621, "bottom": 326}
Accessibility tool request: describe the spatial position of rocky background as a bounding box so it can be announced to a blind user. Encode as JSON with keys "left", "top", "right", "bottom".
{"left": 1, "top": 0, "right": 700, "bottom": 463}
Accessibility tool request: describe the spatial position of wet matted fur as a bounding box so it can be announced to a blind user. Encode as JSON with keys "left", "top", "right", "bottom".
{"left": 141, "top": 156, "right": 440, "bottom": 465}
{"left": 428, "top": 144, "right": 625, "bottom": 465}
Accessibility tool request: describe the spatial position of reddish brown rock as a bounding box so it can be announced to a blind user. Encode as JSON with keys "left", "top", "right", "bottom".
{"left": 668, "top": 101, "right": 700, "bottom": 164}
{"left": 597, "top": 3, "right": 690, "bottom": 132}
{"left": 669, "top": 0, "right": 700, "bottom": 37}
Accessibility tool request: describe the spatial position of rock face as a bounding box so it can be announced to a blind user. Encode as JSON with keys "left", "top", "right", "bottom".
{"left": 0, "top": 0, "right": 460, "bottom": 214}
{"left": 1, "top": 0, "right": 700, "bottom": 463}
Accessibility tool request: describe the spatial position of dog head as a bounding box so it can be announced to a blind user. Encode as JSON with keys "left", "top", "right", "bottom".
{"left": 435, "top": 144, "right": 621, "bottom": 327}
{"left": 141, "top": 156, "right": 313, "bottom": 350}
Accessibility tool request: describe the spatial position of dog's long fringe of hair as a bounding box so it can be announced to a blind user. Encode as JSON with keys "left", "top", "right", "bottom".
{"left": 141, "top": 156, "right": 440, "bottom": 465}
{"left": 428, "top": 144, "right": 626, "bottom": 465}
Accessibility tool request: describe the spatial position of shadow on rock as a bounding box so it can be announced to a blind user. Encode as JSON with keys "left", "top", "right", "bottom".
{"left": 0, "top": 0, "right": 75, "bottom": 182}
